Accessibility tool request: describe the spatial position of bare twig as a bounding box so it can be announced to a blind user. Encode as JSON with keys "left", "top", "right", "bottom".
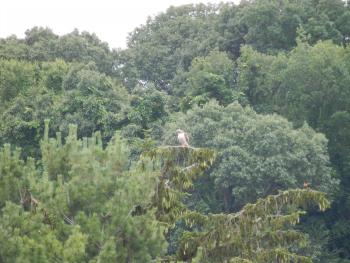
{"left": 182, "top": 163, "right": 199, "bottom": 171}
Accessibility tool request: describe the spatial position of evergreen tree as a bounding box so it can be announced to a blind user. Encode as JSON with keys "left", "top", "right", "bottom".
{"left": 142, "top": 145, "right": 331, "bottom": 262}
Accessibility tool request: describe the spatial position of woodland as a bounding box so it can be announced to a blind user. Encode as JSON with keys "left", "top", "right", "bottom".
{"left": 0, "top": 0, "right": 350, "bottom": 262}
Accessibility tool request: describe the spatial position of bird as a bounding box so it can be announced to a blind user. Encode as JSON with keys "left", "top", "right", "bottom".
{"left": 176, "top": 129, "right": 190, "bottom": 147}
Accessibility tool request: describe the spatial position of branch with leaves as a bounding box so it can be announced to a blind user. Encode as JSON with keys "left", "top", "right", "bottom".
{"left": 143, "top": 146, "right": 330, "bottom": 262}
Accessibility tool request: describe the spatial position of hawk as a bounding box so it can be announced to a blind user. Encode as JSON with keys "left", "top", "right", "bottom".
{"left": 176, "top": 129, "right": 189, "bottom": 147}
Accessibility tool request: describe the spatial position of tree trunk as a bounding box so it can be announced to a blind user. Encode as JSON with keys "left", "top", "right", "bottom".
{"left": 222, "top": 186, "right": 233, "bottom": 212}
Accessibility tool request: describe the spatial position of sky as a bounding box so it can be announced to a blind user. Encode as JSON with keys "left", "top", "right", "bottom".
{"left": 0, "top": 0, "right": 240, "bottom": 49}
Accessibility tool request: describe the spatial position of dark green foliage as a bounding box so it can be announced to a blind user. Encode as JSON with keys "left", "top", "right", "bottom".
{"left": 176, "top": 51, "right": 243, "bottom": 108}
{"left": 0, "top": 35, "right": 29, "bottom": 60}
{"left": 238, "top": 41, "right": 350, "bottom": 258}
{"left": 143, "top": 146, "right": 216, "bottom": 224}
{"left": 0, "top": 86, "right": 57, "bottom": 157}
{"left": 238, "top": 0, "right": 304, "bottom": 52}
{"left": 40, "top": 59, "right": 69, "bottom": 92}
{"left": 0, "top": 60, "right": 129, "bottom": 157}
{"left": 144, "top": 146, "right": 331, "bottom": 262}
{"left": 238, "top": 42, "right": 350, "bottom": 127}
{"left": 128, "top": 85, "right": 169, "bottom": 129}
{"left": 0, "top": 27, "right": 114, "bottom": 75}
{"left": 162, "top": 101, "right": 337, "bottom": 212}
{"left": 122, "top": 4, "right": 220, "bottom": 90}
{"left": 180, "top": 189, "right": 330, "bottom": 263}
{"left": 0, "top": 123, "right": 333, "bottom": 262}
{"left": 0, "top": 59, "right": 37, "bottom": 103}
{"left": 57, "top": 63, "right": 130, "bottom": 140}
{"left": 1, "top": 0, "right": 350, "bottom": 260}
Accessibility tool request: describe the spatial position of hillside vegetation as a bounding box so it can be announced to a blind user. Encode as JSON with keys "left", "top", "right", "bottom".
{"left": 0, "top": 0, "right": 350, "bottom": 262}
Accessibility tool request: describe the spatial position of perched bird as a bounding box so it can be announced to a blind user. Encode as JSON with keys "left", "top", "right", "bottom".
{"left": 303, "top": 181, "right": 310, "bottom": 189}
{"left": 176, "top": 129, "right": 189, "bottom": 147}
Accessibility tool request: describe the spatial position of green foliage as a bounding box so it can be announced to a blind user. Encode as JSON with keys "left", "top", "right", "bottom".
{"left": 143, "top": 146, "right": 216, "bottom": 224}
{"left": 0, "top": 125, "right": 167, "bottom": 262}
{"left": 3, "top": 135, "right": 317, "bottom": 263}
{"left": 162, "top": 101, "right": 337, "bottom": 213}
{"left": 0, "top": 27, "right": 114, "bottom": 75}
{"left": 0, "top": 59, "right": 37, "bottom": 104}
{"left": 239, "top": 0, "right": 304, "bottom": 52}
{"left": 58, "top": 63, "right": 130, "bottom": 140}
{"left": 214, "top": 3, "right": 244, "bottom": 58}
{"left": 0, "top": 86, "right": 56, "bottom": 157}
{"left": 0, "top": 35, "right": 28, "bottom": 60}
{"left": 0, "top": 202, "right": 64, "bottom": 263}
{"left": 128, "top": 85, "right": 168, "bottom": 129}
{"left": 179, "top": 189, "right": 330, "bottom": 262}
{"left": 179, "top": 51, "right": 241, "bottom": 107}
{"left": 40, "top": 59, "right": 69, "bottom": 92}
{"left": 237, "top": 41, "right": 350, "bottom": 257}
{"left": 235, "top": 23, "right": 350, "bottom": 262}
{"left": 24, "top": 27, "right": 58, "bottom": 61}
{"left": 297, "top": 216, "right": 348, "bottom": 263}
{"left": 0, "top": 145, "right": 37, "bottom": 210}
{"left": 0, "top": 60, "right": 130, "bottom": 157}
{"left": 122, "top": 3, "right": 220, "bottom": 89}
{"left": 238, "top": 41, "right": 350, "bottom": 126}
{"left": 1, "top": 0, "right": 350, "bottom": 260}
{"left": 143, "top": 145, "right": 331, "bottom": 262}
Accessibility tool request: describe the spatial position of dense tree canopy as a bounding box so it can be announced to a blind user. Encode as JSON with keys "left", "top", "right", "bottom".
{"left": 162, "top": 101, "right": 337, "bottom": 211}
{"left": 1, "top": 0, "right": 350, "bottom": 261}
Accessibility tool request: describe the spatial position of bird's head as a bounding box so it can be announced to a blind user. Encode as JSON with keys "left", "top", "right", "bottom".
{"left": 176, "top": 129, "right": 183, "bottom": 134}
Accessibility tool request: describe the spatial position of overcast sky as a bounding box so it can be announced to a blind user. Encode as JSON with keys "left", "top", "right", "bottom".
{"left": 0, "top": 0, "right": 240, "bottom": 49}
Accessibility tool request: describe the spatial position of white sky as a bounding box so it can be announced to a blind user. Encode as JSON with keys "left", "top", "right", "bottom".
{"left": 0, "top": 0, "right": 240, "bottom": 49}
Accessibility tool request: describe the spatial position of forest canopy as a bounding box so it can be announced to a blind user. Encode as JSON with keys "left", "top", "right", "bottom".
{"left": 0, "top": 0, "right": 350, "bottom": 262}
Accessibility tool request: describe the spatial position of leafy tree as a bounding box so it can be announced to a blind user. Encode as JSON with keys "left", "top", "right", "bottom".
{"left": 238, "top": 41, "right": 350, "bottom": 126}
{"left": 58, "top": 63, "right": 130, "bottom": 141}
{"left": 0, "top": 59, "right": 37, "bottom": 104}
{"left": 177, "top": 51, "right": 241, "bottom": 108}
{"left": 122, "top": 4, "right": 220, "bottom": 90}
{"left": 215, "top": 2, "right": 245, "bottom": 58}
{"left": 0, "top": 86, "right": 56, "bottom": 157}
{"left": 238, "top": 0, "right": 305, "bottom": 52}
{"left": 40, "top": 59, "right": 69, "bottom": 92}
{"left": 336, "top": 10, "right": 350, "bottom": 45}
{"left": 24, "top": 27, "right": 58, "bottom": 46}
{"left": 24, "top": 27, "right": 58, "bottom": 61}
{"left": 127, "top": 85, "right": 168, "bottom": 129}
{"left": 303, "top": 0, "right": 346, "bottom": 45}
{"left": 162, "top": 101, "right": 337, "bottom": 212}
{"left": 236, "top": 45, "right": 279, "bottom": 111}
{"left": 55, "top": 29, "right": 114, "bottom": 74}
{"left": 0, "top": 61, "right": 130, "bottom": 157}
{"left": 215, "top": 0, "right": 347, "bottom": 57}
{"left": 238, "top": 40, "right": 350, "bottom": 260}
{"left": 297, "top": 216, "right": 348, "bottom": 263}
{"left": 0, "top": 35, "right": 28, "bottom": 60}
{"left": 0, "top": 120, "right": 334, "bottom": 263}
{"left": 304, "top": 14, "right": 342, "bottom": 45}
{"left": 180, "top": 189, "right": 330, "bottom": 263}
{"left": 0, "top": 28, "right": 115, "bottom": 75}
{"left": 0, "top": 144, "right": 37, "bottom": 210}
{"left": 1, "top": 1, "right": 350, "bottom": 260}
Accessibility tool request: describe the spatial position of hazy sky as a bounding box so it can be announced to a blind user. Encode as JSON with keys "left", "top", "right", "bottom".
{"left": 0, "top": 0, "right": 240, "bottom": 49}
